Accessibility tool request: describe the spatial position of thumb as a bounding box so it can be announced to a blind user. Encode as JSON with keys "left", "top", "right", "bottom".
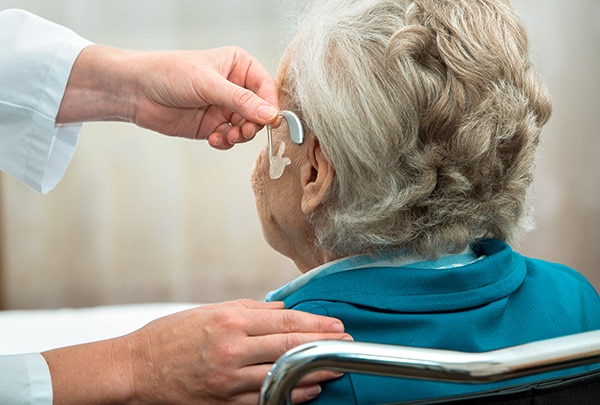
{"left": 216, "top": 77, "right": 279, "bottom": 125}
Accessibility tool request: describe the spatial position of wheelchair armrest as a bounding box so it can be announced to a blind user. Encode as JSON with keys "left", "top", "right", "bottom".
{"left": 260, "top": 329, "right": 600, "bottom": 405}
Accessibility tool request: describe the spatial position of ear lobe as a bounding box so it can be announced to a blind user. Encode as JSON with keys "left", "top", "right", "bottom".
{"left": 300, "top": 137, "right": 335, "bottom": 215}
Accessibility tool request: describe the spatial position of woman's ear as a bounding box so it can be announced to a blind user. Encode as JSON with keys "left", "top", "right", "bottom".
{"left": 300, "top": 136, "right": 335, "bottom": 215}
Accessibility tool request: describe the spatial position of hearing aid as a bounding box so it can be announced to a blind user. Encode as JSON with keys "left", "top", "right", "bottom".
{"left": 266, "top": 110, "right": 305, "bottom": 179}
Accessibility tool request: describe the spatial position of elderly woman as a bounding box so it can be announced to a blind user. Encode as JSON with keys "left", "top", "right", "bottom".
{"left": 251, "top": 0, "right": 600, "bottom": 403}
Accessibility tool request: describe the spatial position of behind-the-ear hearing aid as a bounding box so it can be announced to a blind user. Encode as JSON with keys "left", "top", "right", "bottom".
{"left": 266, "top": 110, "right": 305, "bottom": 179}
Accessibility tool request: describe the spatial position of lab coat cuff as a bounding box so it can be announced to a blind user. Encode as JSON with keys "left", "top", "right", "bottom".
{"left": 0, "top": 353, "right": 53, "bottom": 405}
{"left": 27, "top": 30, "right": 92, "bottom": 194}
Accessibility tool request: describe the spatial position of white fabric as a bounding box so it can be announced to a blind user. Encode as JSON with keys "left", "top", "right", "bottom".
{"left": 0, "top": 354, "right": 52, "bottom": 405}
{"left": 0, "top": 8, "right": 92, "bottom": 403}
{"left": 0, "top": 9, "right": 92, "bottom": 193}
{"left": 0, "top": 303, "right": 200, "bottom": 355}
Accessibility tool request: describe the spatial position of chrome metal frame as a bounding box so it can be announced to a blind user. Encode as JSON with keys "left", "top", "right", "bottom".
{"left": 260, "top": 329, "right": 600, "bottom": 405}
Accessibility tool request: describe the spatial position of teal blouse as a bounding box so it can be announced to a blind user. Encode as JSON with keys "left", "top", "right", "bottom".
{"left": 267, "top": 240, "right": 600, "bottom": 404}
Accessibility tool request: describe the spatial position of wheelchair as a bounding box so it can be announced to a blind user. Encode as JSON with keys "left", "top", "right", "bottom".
{"left": 260, "top": 329, "right": 600, "bottom": 404}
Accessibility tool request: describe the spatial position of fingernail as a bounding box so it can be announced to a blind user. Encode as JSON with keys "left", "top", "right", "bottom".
{"left": 245, "top": 126, "right": 258, "bottom": 140}
{"left": 342, "top": 334, "right": 354, "bottom": 341}
{"left": 305, "top": 385, "right": 322, "bottom": 399}
{"left": 331, "top": 321, "right": 345, "bottom": 333}
{"left": 257, "top": 105, "right": 279, "bottom": 122}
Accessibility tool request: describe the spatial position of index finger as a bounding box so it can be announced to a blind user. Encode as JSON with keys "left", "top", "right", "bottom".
{"left": 220, "top": 298, "right": 285, "bottom": 310}
{"left": 244, "top": 307, "right": 346, "bottom": 336}
{"left": 231, "top": 48, "right": 279, "bottom": 109}
{"left": 226, "top": 49, "right": 280, "bottom": 122}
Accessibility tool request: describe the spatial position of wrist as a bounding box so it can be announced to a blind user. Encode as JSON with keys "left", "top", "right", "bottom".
{"left": 41, "top": 338, "right": 136, "bottom": 404}
{"left": 56, "top": 45, "right": 139, "bottom": 124}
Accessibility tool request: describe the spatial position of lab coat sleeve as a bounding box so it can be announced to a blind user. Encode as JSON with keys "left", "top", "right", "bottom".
{"left": 0, "top": 353, "right": 52, "bottom": 405}
{"left": 0, "top": 9, "right": 93, "bottom": 193}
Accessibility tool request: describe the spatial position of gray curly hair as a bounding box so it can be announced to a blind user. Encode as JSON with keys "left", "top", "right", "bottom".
{"left": 284, "top": 0, "right": 552, "bottom": 258}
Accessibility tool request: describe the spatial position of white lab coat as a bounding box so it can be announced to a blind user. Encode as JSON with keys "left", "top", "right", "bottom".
{"left": 0, "top": 8, "right": 92, "bottom": 405}
{"left": 0, "top": 8, "right": 91, "bottom": 194}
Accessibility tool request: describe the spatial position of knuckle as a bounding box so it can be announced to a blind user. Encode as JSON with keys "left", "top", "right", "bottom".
{"left": 234, "top": 298, "right": 256, "bottom": 308}
{"left": 281, "top": 310, "right": 297, "bottom": 333}
{"left": 232, "top": 87, "right": 256, "bottom": 109}
{"left": 284, "top": 333, "right": 303, "bottom": 352}
{"left": 219, "top": 340, "right": 243, "bottom": 361}
{"left": 219, "top": 311, "right": 243, "bottom": 330}
{"left": 228, "top": 45, "right": 244, "bottom": 54}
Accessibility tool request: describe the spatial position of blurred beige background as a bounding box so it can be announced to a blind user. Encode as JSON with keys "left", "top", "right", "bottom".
{"left": 0, "top": 0, "right": 598, "bottom": 310}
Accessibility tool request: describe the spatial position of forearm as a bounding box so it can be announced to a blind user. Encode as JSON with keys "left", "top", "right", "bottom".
{"left": 42, "top": 337, "right": 134, "bottom": 404}
{"left": 56, "top": 44, "right": 139, "bottom": 124}
{"left": 37, "top": 301, "right": 348, "bottom": 404}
